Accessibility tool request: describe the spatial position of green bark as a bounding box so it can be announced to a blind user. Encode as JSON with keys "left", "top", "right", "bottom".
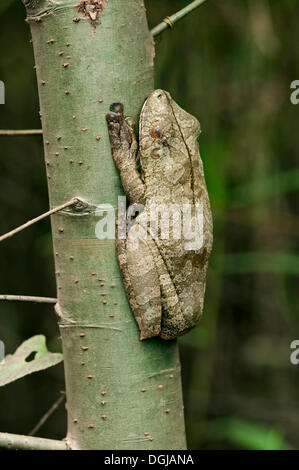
{"left": 22, "top": 0, "right": 186, "bottom": 450}
{"left": 0, "top": 432, "right": 68, "bottom": 450}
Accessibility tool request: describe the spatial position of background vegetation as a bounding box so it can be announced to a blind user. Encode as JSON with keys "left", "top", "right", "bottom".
{"left": 0, "top": 0, "right": 298, "bottom": 450}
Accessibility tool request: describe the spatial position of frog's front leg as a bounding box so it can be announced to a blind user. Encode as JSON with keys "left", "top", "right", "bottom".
{"left": 106, "top": 103, "right": 145, "bottom": 205}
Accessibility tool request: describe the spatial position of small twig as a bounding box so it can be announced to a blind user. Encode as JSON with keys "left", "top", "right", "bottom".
{"left": 0, "top": 432, "right": 68, "bottom": 450}
{"left": 0, "top": 198, "right": 78, "bottom": 243}
{"left": 29, "top": 393, "right": 65, "bottom": 436}
{"left": 0, "top": 295, "right": 57, "bottom": 304}
{"left": 151, "top": 0, "right": 208, "bottom": 37}
{"left": 0, "top": 130, "right": 43, "bottom": 136}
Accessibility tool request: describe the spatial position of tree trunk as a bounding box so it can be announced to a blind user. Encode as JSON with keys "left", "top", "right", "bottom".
{"left": 22, "top": 0, "right": 186, "bottom": 450}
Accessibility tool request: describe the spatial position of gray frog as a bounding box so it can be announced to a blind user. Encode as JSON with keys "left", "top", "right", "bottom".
{"left": 106, "top": 90, "right": 213, "bottom": 340}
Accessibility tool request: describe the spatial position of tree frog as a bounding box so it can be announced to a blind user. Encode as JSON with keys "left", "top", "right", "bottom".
{"left": 106, "top": 90, "right": 213, "bottom": 340}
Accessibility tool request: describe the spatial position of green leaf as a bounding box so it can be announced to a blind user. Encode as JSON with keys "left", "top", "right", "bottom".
{"left": 0, "top": 335, "right": 63, "bottom": 387}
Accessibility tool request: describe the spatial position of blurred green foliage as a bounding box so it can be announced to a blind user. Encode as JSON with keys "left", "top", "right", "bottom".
{"left": 0, "top": 0, "right": 14, "bottom": 16}
{"left": 0, "top": 0, "right": 298, "bottom": 449}
{"left": 204, "top": 418, "right": 292, "bottom": 450}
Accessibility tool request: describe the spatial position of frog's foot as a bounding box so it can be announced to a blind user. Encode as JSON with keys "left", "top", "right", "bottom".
{"left": 106, "top": 103, "right": 130, "bottom": 156}
{"left": 106, "top": 102, "right": 136, "bottom": 149}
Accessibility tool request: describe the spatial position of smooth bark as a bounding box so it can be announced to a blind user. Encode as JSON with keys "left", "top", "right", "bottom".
{"left": 21, "top": 0, "right": 186, "bottom": 450}
{"left": 0, "top": 432, "right": 68, "bottom": 450}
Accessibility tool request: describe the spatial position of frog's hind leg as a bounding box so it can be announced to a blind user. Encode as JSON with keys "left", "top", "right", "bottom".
{"left": 116, "top": 230, "right": 162, "bottom": 340}
{"left": 149, "top": 245, "right": 189, "bottom": 341}
{"left": 130, "top": 232, "right": 188, "bottom": 341}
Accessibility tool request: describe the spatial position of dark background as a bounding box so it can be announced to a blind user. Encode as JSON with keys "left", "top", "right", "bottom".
{"left": 0, "top": 0, "right": 299, "bottom": 450}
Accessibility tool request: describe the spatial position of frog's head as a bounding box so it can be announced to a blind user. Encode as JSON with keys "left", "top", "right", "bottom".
{"left": 139, "top": 89, "right": 201, "bottom": 171}
{"left": 139, "top": 89, "right": 173, "bottom": 161}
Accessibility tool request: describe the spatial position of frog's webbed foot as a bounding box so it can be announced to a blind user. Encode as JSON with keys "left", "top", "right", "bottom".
{"left": 106, "top": 103, "right": 145, "bottom": 205}
{"left": 106, "top": 103, "right": 132, "bottom": 158}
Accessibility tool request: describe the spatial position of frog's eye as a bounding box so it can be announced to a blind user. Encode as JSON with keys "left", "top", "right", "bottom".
{"left": 151, "top": 127, "right": 162, "bottom": 139}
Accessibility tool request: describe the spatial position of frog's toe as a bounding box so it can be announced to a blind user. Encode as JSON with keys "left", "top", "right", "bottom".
{"left": 106, "top": 111, "right": 119, "bottom": 123}
{"left": 110, "top": 102, "right": 124, "bottom": 115}
{"left": 125, "top": 117, "right": 135, "bottom": 129}
{"left": 106, "top": 112, "right": 120, "bottom": 130}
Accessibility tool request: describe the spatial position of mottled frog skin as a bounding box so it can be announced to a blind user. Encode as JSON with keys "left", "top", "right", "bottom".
{"left": 106, "top": 90, "right": 213, "bottom": 340}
